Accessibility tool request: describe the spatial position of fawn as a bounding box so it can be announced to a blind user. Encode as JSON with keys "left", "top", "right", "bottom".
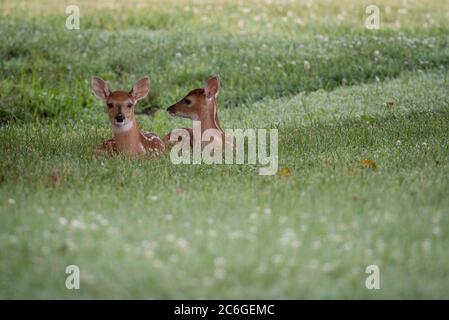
{"left": 164, "top": 75, "right": 233, "bottom": 149}
{"left": 91, "top": 76, "right": 165, "bottom": 157}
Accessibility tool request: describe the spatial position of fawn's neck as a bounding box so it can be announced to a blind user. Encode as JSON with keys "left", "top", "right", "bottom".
{"left": 199, "top": 100, "right": 223, "bottom": 134}
{"left": 112, "top": 119, "right": 145, "bottom": 155}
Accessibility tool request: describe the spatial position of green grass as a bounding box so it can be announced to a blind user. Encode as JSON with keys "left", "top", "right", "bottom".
{"left": 0, "top": 0, "right": 449, "bottom": 298}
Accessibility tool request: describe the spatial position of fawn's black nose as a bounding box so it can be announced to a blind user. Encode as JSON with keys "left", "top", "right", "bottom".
{"left": 115, "top": 114, "right": 124, "bottom": 122}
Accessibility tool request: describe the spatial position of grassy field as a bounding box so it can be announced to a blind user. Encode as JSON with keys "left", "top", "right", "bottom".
{"left": 0, "top": 0, "right": 448, "bottom": 299}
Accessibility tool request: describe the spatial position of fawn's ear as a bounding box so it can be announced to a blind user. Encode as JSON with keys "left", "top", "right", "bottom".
{"left": 91, "top": 76, "right": 111, "bottom": 101}
{"left": 204, "top": 75, "right": 220, "bottom": 100}
{"left": 130, "top": 77, "right": 150, "bottom": 101}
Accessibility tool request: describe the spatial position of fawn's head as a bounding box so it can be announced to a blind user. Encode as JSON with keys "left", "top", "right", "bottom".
{"left": 167, "top": 75, "right": 220, "bottom": 120}
{"left": 91, "top": 76, "right": 150, "bottom": 132}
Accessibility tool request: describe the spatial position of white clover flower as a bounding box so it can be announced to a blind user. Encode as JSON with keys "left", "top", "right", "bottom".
{"left": 70, "top": 219, "right": 86, "bottom": 230}
{"left": 214, "top": 257, "right": 225, "bottom": 267}
{"left": 176, "top": 238, "right": 189, "bottom": 251}
{"left": 228, "top": 231, "right": 242, "bottom": 240}
{"left": 432, "top": 212, "right": 442, "bottom": 224}
{"left": 152, "top": 259, "right": 163, "bottom": 269}
{"left": 58, "top": 217, "right": 68, "bottom": 226}
{"left": 303, "top": 60, "right": 311, "bottom": 71}
{"left": 279, "top": 216, "right": 288, "bottom": 224}
{"left": 208, "top": 229, "right": 217, "bottom": 237}
{"left": 273, "top": 254, "right": 283, "bottom": 264}
{"left": 422, "top": 239, "right": 431, "bottom": 253}
{"left": 214, "top": 268, "right": 226, "bottom": 279}
{"left": 432, "top": 226, "right": 441, "bottom": 236}
{"left": 166, "top": 234, "right": 176, "bottom": 242}
{"left": 8, "top": 198, "right": 15, "bottom": 205}
{"left": 291, "top": 239, "right": 301, "bottom": 248}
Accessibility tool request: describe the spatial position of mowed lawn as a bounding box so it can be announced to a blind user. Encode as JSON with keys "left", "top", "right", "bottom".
{"left": 0, "top": 0, "right": 448, "bottom": 298}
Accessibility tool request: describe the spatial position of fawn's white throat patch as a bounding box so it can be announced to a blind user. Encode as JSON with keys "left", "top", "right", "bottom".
{"left": 112, "top": 119, "right": 133, "bottom": 133}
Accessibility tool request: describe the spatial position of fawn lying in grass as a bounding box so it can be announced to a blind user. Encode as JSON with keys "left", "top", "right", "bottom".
{"left": 164, "top": 75, "right": 233, "bottom": 149}
{"left": 91, "top": 76, "right": 165, "bottom": 157}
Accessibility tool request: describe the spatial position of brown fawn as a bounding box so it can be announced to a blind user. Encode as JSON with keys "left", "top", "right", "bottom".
{"left": 91, "top": 76, "right": 165, "bottom": 157}
{"left": 164, "top": 75, "right": 233, "bottom": 149}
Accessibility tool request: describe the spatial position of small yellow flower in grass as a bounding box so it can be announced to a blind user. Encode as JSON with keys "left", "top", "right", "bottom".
{"left": 359, "top": 159, "right": 377, "bottom": 170}
{"left": 347, "top": 166, "right": 356, "bottom": 176}
{"left": 277, "top": 166, "right": 292, "bottom": 178}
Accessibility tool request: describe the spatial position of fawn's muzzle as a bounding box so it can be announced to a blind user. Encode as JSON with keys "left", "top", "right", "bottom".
{"left": 115, "top": 114, "right": 125, "bottom": 123}
{"left": 167, "top": 105, "right": 176, "bottom": 115}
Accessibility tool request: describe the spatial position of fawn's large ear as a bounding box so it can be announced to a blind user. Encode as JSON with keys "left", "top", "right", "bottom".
{"left": 91, "top": 76, "right": 111, "bottom": 101}
{"left": 204, "top": 75, "right": 220, "bottom": 100}
{"left": 130, "top": 77, "right": 150, "bottom": 101}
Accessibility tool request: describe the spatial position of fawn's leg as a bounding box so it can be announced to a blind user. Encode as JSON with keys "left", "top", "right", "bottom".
{"left": 93, "top": 138, "right": 117, "bottom": 156}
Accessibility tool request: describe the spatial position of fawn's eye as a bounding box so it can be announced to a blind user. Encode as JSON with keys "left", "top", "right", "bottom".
{"left": 183, "top": 98, "right": 191, "bottom": 105}
{"left": 127, "top": 103, "right": 133, "bottom": 108}
{"left": 107, "top": 103, "right": 113, "bottom": 109}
